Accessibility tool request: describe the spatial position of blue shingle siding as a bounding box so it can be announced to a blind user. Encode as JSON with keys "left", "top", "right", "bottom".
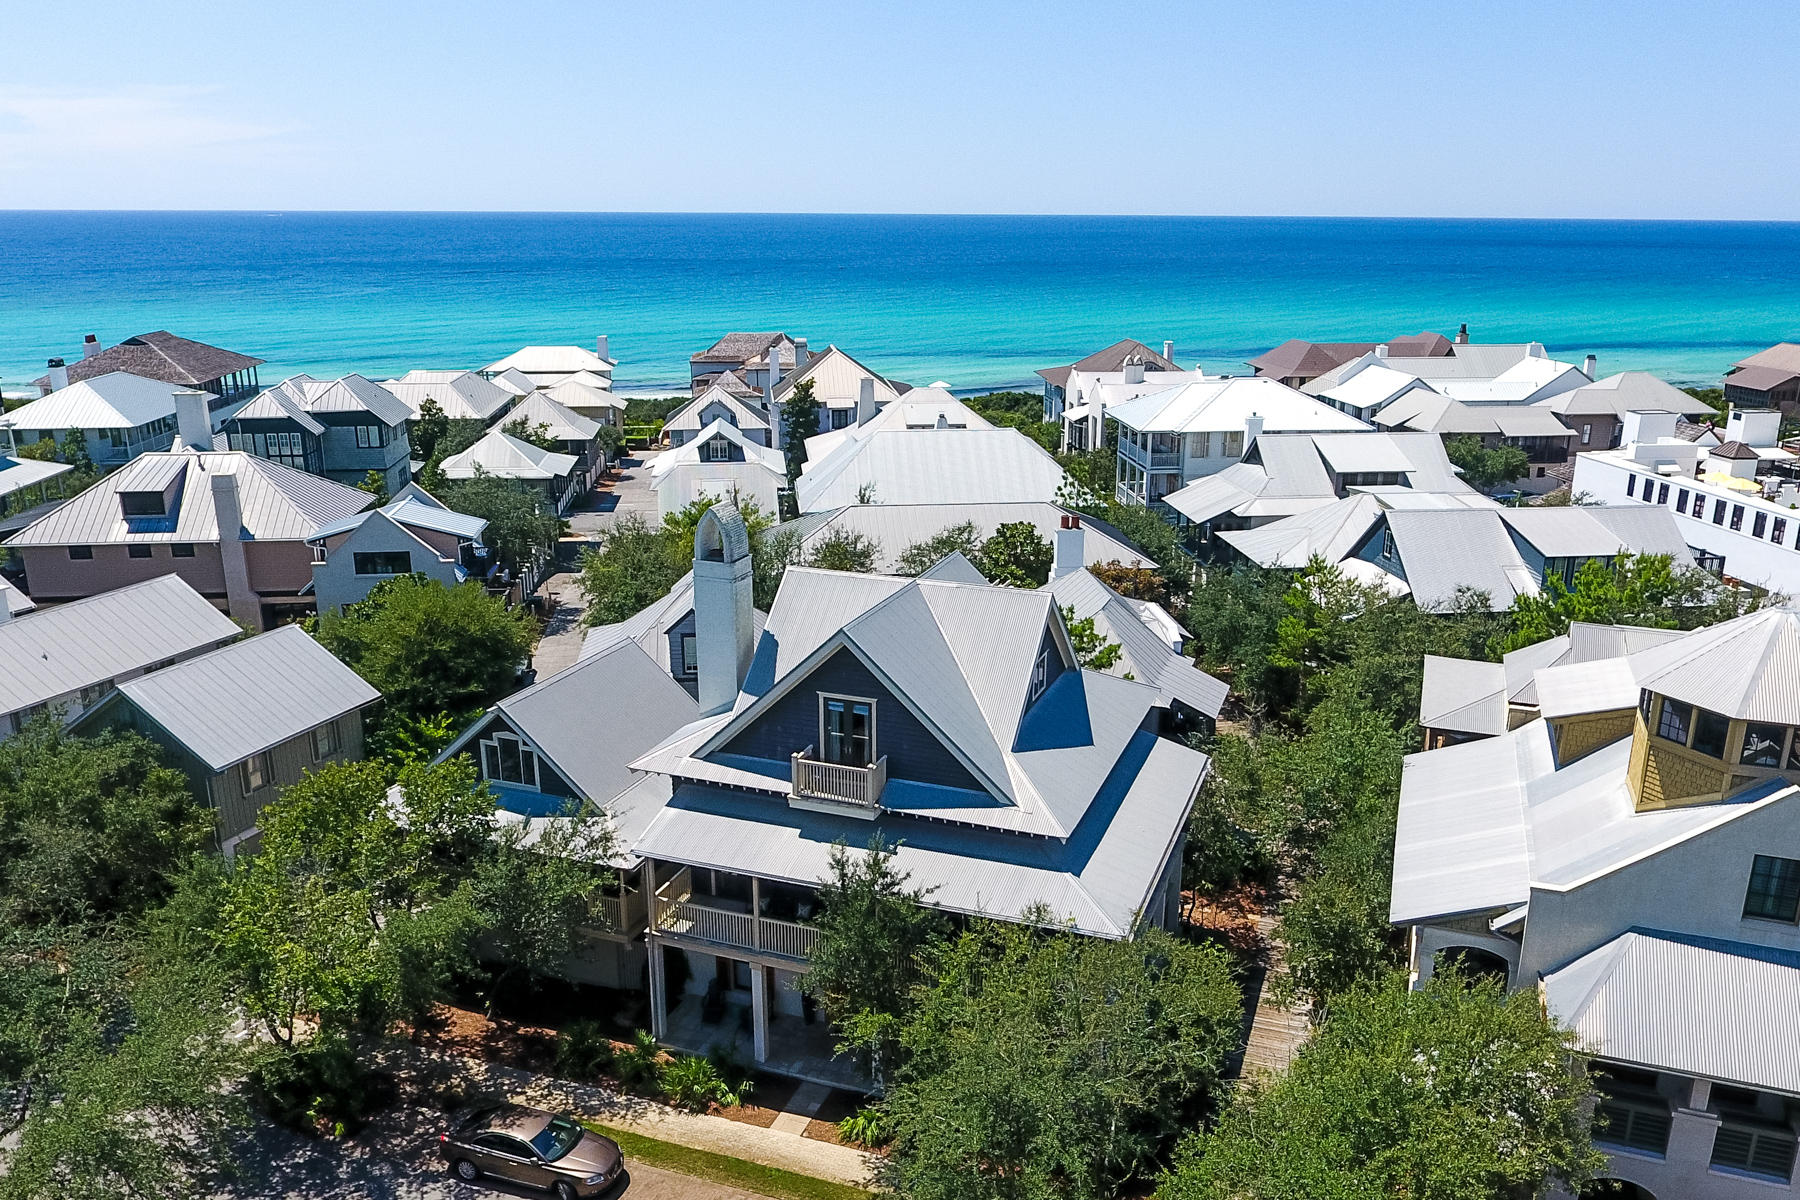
{"left": 716, "top": 647, "right": 985, "bottom": 792}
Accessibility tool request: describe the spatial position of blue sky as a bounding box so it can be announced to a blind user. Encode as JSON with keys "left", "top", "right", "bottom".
{"left": 3, "top": 0, "right": 1795, "bottom": 218}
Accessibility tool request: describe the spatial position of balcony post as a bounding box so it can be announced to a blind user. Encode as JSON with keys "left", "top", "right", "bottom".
{"left": 751, "top": 964, "right": 770, "bottom": 1063}
{"left": 646, "top": 861, "right": 667, "bottom": 1038}
{"left": 751, "top": 877, "right": 762, "bottom": 950}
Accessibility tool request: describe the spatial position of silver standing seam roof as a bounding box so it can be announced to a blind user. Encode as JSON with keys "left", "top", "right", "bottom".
{"left": 110, "top": 623, "right": 379, "bottom": 771}
{"left": 1042, "top": 568, "right": 1227, "bottom": 718}
{"left": 769, "top": 502, "right": 1148, "bottom": 574}
{"left": 0, "top": 575, "right": 241, "bottom": 716}
{"left": 794, "top": 427, "right": 1071, "bottom": 513}
{"left": 578, "top": 572, "right": 769, "bottom": 675}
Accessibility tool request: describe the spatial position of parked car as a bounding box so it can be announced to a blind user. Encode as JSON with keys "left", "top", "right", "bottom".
{"left": 440, "top": 1103, "right": 624, "bottom": 1198}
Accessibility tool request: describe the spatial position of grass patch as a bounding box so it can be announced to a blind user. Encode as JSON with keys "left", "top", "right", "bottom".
{"left": 583, "top": 1121, "right": 874, "bottom": 1200}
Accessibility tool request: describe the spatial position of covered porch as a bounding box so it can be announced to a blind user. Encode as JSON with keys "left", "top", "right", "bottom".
{"left": 659, "top": 961, "right": 868, "bottom": 1091}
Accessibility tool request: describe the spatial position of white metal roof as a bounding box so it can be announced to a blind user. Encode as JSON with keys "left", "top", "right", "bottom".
{"left": 310, "top": 493, "right": 488, "bottom": 544}
{"left": 384, "top": 371, "right": 514, "bottom": 422}
{"left": 0, "top": 577, "right": 33, "bottom": 618}
{"left": 771, "top": 503, "right": 1146, "bottom": 574}
{"left": 7, "top": 451, "right": 375, "bottom": 546}
{"left": 651, "top": 419, "right": 786, "bottom": 479}
{"left": 1419, "top": 654, "right": 1510, "bottom": 735}
{"left": 1533, "top": 658, "right": 1641, "bottom": 719}
{"left": 0, "top": 454, "right": 73, "bottom": 500}
{"left": 578, "top": 571, "right": 769, "bottom": 676}
{"left": 1106, "top": 376, "right": 1368, "bottom": 435}
{"left": 663, "top": 384, "right": 773, "bottom": 434}
{"left": 538, "top": 380, "right": 626, "bottom": 413}
{"left": 1625, "top": 604, "right": 1800, "bottom": 723}
{"left": 1543, "top": 931, "right": 1800, "bottom": 1096}
{"left": 1042, "top": 569, "right": 1227, "bottom": 718}
{"left": 795, "top": 427, "right": 1071, "bottom": 512}
{"left": 1539, "top": 371, "right": 1718, "bottom": 418}
{"left": 0, "top": 574, "right": 240, "bottom": 715}
{"left": 0, "top": 371, "right": 185, "bottom": 431}
{"left": 1164, "top": 431, "right": 1475, "bottom": 525}
{"left": 508, "top": 391, "right": 602, "bottom": 442}
{"left": 440, "top": 430, "right": 579, "bottom": 481}
{"left": 259, "top": 373, "right": 412, "bottom": 427}
{"left": 488, "top": 368, "right": 538, "bottom": 397}
{"left": 484, "top": 345, "right": 615, "bottom": 374}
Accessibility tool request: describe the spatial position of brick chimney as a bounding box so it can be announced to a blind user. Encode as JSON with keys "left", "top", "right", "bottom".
{"left": 1053, "top": 513, "right": 1085, "bottom": 579}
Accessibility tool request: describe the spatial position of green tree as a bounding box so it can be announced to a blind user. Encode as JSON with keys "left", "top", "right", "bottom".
{"left": 1060, "top": 605, "right": 1122, "bottom": 671}
{"left": 1444, "top": 435, "right": 1531, "bottom": 492}
{"left": 437, "top": 470, "right": 566, "bottom": 569}
{"left": 661, "top": 493, "right": 773, "bottom": 563}
{"left": 780, "top": 378, "right": 819, "bottom": 483}
{"left": 58, "top": 428, "right": 96, "bottom": 473}
{"left": 976, "top": 520, "right": 1053, "bottom": 587}
{"left": 312, "top": 575, "right": 536, "bottom": 730}
{"left": 593, "top": 424, "right": 625, "bottom": 469}
{"left": 502, "top": 416, "right": 561, "bottom": 452}
{"left": 803, "top": 842, "right": 945, "bottom": 1080}
{"left": 1156, "top": 972, "right": 1603, "bottom": 1200}
{"left": 806, "top": 527, "right": 880, "bottom": 573}
{"left": 883, "top": 923, "right": 1241, "bottom": 1200}
{"left": 356, "top": 469, "right": 389, "bottom": 505}
{"left": 754, "top": 525, "right": 805, "bottom": 610}
{"left": 894, "top": 521, "right": 982, "bottom": 576}
{"left": 468, "top": 808, "right": 618, "bottom": 1002}
{"left": 1496, "top": 552, "right": 1764, "bottom": 654}
{"left": 410, "top": 396, "right": 450, "bottom": 464}
{"left": 577, "top": 514, "right": 687, "bottom": 626}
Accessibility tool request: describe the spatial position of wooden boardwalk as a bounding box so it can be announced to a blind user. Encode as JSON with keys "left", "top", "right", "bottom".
{"left": 1226, "top": 913, "right": 1312, "bottom": 1080}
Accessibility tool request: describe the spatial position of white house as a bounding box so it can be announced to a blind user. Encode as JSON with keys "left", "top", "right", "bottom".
{"left": 1392, "top": 605, "right": 1800, "bottom": 1198}
{"left": 769, "top": 346, "right": 907, "bottom": 442}
{"left": 308, "top": 489, "right": 489, "bottom": 614}
{"left": 0, "top": 371, "right": 187, "bottom": 467}
{"left": 1057, "top": 359, "right": 1214, "bottom": 454}
{"left": 801, "top": 385, "right": 988, "bottom": 468}
{"left": 1571, "top": 408, "right": 1800, "bottom": 594}
{"left": 439, "top": 430, "right": 582, "bottom": 514}
{"left": 485, "top": 339, "right": 616, "bottom": 389}
{"left": 650, "top": 419, "right": 786, "bottom": 518}
{"left": 794, "top": 424, "right": 1071, "bottom": 513}
{"left": 663, "top": 382, "right": 774, "bottom": 448}
{"left": 383, "top": 370, "right": 515, "bottom": 423}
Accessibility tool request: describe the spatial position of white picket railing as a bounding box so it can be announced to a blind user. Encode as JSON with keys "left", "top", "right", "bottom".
{"left": 790, "top": 747, "right": 887, "bottom": 811}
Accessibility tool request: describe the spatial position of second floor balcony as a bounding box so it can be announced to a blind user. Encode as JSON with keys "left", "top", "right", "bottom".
{"left": 789, "top": 745, "right": 886, "bottom": 818}
{"left": 652, "top": 866, "right": 820, "bottom": 961}
{"left": 1120, "top": 437, "right": 1182, "bottom": 470}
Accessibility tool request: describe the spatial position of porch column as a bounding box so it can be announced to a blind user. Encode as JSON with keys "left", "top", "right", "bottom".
{"left": 751, "top": 964, "right": 770, "bottom": 1063}
{"left": 646, "top": 861, "right": 667, "bottom": 1038}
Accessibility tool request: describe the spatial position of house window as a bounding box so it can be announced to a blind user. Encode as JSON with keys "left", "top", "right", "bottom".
{"left": 820, "top": 695, "right": 874, "bottom": 767}
{"left": 68, "top": 545, "right": 93, "bottom": 560}
{"left": 1693, "top": 492, "right": 1707, "bottom": 518}
{"left": 1656, "top": 482, "right": 1669, "bottom": 504}
{"left": 1754, "top": 511, "right": 1769, "bottom": 538}
{"left": 120, "top": 491, "right": 165, "bottom": 516}
{"left": 1223, "top": 430, "right": 1245, "bottom": 458}
{"left": 311, "top": 720, "right": 340, "bottom": 760}
{"left": 1594, "top": 1092, "right": 1672, "bottom": 1156}
{"left": 239, "top": 751, "right": 272, "bottom": 793}
{"left": 1654, "top": 697, "right": 1691, "bottom": 745}
{"left": 1713, "top": 499, "right": 1727, "bottom": 525}
{"left": 1775, "top": 518, "right": 1788, "bottom": 546}
{"left": 1638, "top": 689, "right": 1654, "bottom": 722}
{"left": 1581, "top": 423, "right": 1592, "bottom": 445}
{"left": 355, "top": 425, "right": 386, "bottom": 448}
{"left": 704, "top": 437, "right": 730, "bottom": 462}
{"left": 1730, "top": 504, "right": 1745, "bottom": 531}
{"left": 1380, "top": 529, "right": 1398, "bottom": 562}
{"left": 1692, "top": 707, "right": 1730, "bottom": 757}
{"left": 1711, "top": 1118, "right": 1798, "bottom": 1183}
{"left": 480, "top": 733, "right": 539, "bottom": 789}
{"left": 1741, "top": 723, "right": 1786, "bottom": 768}
{"left": 127, "top": 545, "right": 153, "bottom": 559}
{"left": 1676, "top": 488, "right": 1689, "bottom": 512}
{"left": 1030, "top": 648, "right": 1050, "bottom": 702}
{"left": 829, "top": 408, "right": 853, "bottom": 430}
{"left": 680, "top": 633, "right": 698, "bottom": 677}
{"left": 1743, "top": 855, "right": 1800, "bottom": 922}
{"left": 1626, "top": 474, "right": 1636, "bottom": 498}
{"left": 172, "top": 543, "right": 195, "bottom": 558}
{"left": 353, "top": 551, "right": 411, "bottom": 575}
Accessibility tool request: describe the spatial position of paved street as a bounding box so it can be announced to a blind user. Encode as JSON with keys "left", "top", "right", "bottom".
{"left": 533, "top": 451, "right": 662, "bottom": 677}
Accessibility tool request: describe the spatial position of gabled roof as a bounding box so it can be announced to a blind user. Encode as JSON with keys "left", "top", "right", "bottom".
{"left": 1537, "top": 371, "right": 1717, "bottom": 417}
{"left": 1731, "top": 342, "right": 1800, "bottom": 374}
{"left": 0, "top": 577, "right": 33, "bottom": 619}
{"left": 801, "top": 388, "right": 990, "bottom": 466}
{"left": 1314, "top": 363, "right": 1439, "bottom": 412}
{"left": 692, "top": 369, "right": 763, "bottom": 399}
{"left": 1246, "top": 339, "right": 1378, "bottom": 380}
{"left": 770, "top": 345, "right": 906, "bottom": 407}
{"left": 1543, "top": 930, "right": 1800, "bottom": 1095}
{"left": 258, "top": 374, "right": 412, "bottom": 427}
{"left": 44, "top": 331, "right": 262, "bottom": 389}
{"left": 578, "top": 571, "right": 769, "bottom": 675}
{"left": 1107, "top": 376, "right": 1368, "bottom": 435}
{"left": 508, "top": 391, "right": 602, "bottom": 442}
{"left": 1042, "top": 569, "right": 1226, "bottom": 718}
{"left": 1418, "top": 655, "right": 1509, "bottom": 736}
{"left": 1625, "top": 604, "right": 1800, "bottom": 723}
{"left": 1037, "top": 339, "right": 1178, "bottom": 388}
{"left": 692, "top": 332, "right": 789, "bottom": 365}
{"left": 384, "top": 370, "right": 514, "bottom": 422}
{"left": 650, "top": 419, "right": 786, "bottom": 479}
{"left": 1726, "top": 364, "right": 1800, "bottom": 391}
{"left": 1165, "top": 431, "right": 1475, "bottom": 525}
{"left": 0, "top": 575, "right": 240, "bottom": 715}
{"left": 770, "top": 502, "right": 1147, "bottom": 574}
{"left": 794, "top": 427, "right": 1070, "bottom": 512}
{"left": 7, "top": 450, "right": 374, "bottom": 546}
{"left": 440, "top": 430, "right": 578, "bottom": 481}
{"left": 488, "top": 367, "right": 538, "bottom": 397}
{"left": 310, "top": 490, "right": 488, "bottom": 544}
{"left": 0, "top": 371, "right": 186, "bottom": 431}
{"left": 227, "top": 388, "right": 327, "bottom": 435}
{"left": 484, "top": 345, "right": 615, "bottom": 374}
{"left": 446, "top": 639, "right": 699, "bottom": 809}
{"left": 1219, "top": 492, "right": 1391, "bottom": 568}
{"left": 663, "top": 384, "right": 774, "bottom": 435}
{"left": 537, "top": 379, "right": 626, "bottom": 413}
{"left": 109, "top": 623, "right": 377, "bottom": 771}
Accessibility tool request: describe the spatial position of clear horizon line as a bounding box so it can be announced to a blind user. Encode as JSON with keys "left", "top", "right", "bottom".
{"left": 2, "top": 207, "right": 1799, "bottom": 225}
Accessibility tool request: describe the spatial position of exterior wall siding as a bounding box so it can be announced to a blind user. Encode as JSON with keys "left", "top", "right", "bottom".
{"left": 207, "top": 713, "right": 367, "bottom": 840}
{"left": 718, "top": 648, "right": 986, "bottom": 794}
{"left": 311, "top": 516, "right": 464, "bottom": 614}
{"left": 1550, "top": 710, "right": 1635, "bottom": 765}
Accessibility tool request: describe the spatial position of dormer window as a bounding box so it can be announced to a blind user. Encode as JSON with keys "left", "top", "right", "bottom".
{"left": 119, "top": 491, "right": 165, "bottom": 517}
{"left": 481, "top": 732, "right": 539, "bottom": 790}
{"left": 1030, "top": 649, "right": 1050, "bottom": 702}
{"left": 705, "top": 437, "right": 730, "bottom": 462}
{"left": 1655, "top": 698, "right": 1692, "bottom": 745}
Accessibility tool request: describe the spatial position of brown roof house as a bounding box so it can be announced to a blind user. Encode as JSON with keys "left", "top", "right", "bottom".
{"left": 7, "top": 391, "right": 374, "bottom": 629}
{"left": 1724, "top": 343, "right": 1800, "bottom": 413}
{"left": 1037, "top": 338, "right": 1179, "bottom": 416}
{"left": 1247, "top": 329, "right": 1456, "bottom": 387}
{"left": 690, "top": 333, "right": 812, "bottom": 397}
{"left": 37, "top": 331, "right": 264, "bottom": 409}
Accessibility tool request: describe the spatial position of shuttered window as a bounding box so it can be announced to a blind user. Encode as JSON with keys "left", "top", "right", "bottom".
{"left": 1594, "top": 1095, "right": 1671, "bottom": 1155}
{"left": 1711, "top": 1122, "right": 1797, "bottom": 1182}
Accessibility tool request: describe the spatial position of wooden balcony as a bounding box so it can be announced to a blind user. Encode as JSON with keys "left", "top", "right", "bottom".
{"left": 789, "top": 746, "right": 886, "bottom": 818}
{"left": 585, "top": 887, "right": 648, "bottom": 936}
{"left": 652, "top": 868, "right": 819, "bottom": 961}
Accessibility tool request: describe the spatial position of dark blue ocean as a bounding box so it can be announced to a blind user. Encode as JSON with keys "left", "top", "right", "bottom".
{"left": 2, "top": 211, "right": 1796, "bottom": 394}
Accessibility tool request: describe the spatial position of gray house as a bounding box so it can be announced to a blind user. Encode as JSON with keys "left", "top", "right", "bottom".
{"left": 222, "top": 374, "right": 414, "bottom": 494}
{"left": 307, "top": 486, "right": 490, "bottom": 614}
{"left": 76, "top": 623, "right": 379, "bottom": 852}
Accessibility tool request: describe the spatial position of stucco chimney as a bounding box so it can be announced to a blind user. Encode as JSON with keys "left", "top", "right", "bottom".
{"left": 82, "top": 334, "right": 101, "bottom": 360}
{"left": 1376, "top": 343, "right": 1389, "bottom": 359}
{"left": 173, "top": 389, "right": 212, "bottom": 450}
{"left": 769, "top": 342, "right": 786, "bottom": 388}
{"left": 1244, "top": 413, "right": 1265, "bottom": 449}
{"left": 795, "top": 337, "right": 809, "bottom": 367}
{"left": 596, "top": 334, "right": 610, "bottom": 362}
{"left": 856, "top": 377, "right": 876, "bottom": 426}
{"left": 1455, "top": 323, "right": 1469, "bottom": 344}
{"left": 1124, "top": 356, "right": 1146, "bottom": 385}
{"left": 1163, "top": 340, "right": 1175, "bottom": 364}
{"left": 45, "top": 358, "right": 69, "bottom": 392}
{"left": 0, "top": 592, "right": 12, "bottom": 626}
{"left": 692, "top": 504, "right": 756, "bottom": 715}
{"left": 210, "top": 469, "right": 262, "bottom": 630}
{"left": 1583, "top": 354, "right": 1597, "bottom": 378}
{"left": 1053, "top": 513, "right": 1085, "bottom": 580}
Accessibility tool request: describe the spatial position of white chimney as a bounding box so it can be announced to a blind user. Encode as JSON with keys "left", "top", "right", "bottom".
{"left": 1375, "top": 343, "right": 1389, "bottom": 359}
{"left": 0, "top": 590, "right": 13, "bottom": 626}
{"left": 693, "top": 504, "right": 756, "bottom": 715}
{"left": 1621, "top": 409, "right": 1678, "bottom": 447}
{"left": 856, "top": 377, "right": 876, "bottom": 426}
{"left": 173, "top": 389, "right": 212, "bottom": 450}
{"left": 1053, "top": 513, "right": 1085, "bottom": 579}
{"left": 1124, "top": 356, "right": 1146, "bottom": 385}
{"left": 1581, "top": 354, "right": 1597, "bottom": 378}
{"left": 45, "top": 358, "right": 69, "bottom": 392}
{"left": 210, "top": 470, "right": 262, "bottom": 630}
{"left": 81, "top": 334, "right": 101, "bottom": 360}
{"left": 1455, "top": 323, "right": 1469, "bottom": 344}
{"left": 795, "top": 337, "right": 809, "bottom": 367}
{"left": 1163, "top": 340, "right": 1175, "bottom": 364}
{"left": 596, "top": 334, "right": 610, "bottom": 361}
{"left": 1727, "top": 408, "right": 1782, "bottom": 448}
{"left": 1244, "top": 413, "right": 1265, "bottom": 449}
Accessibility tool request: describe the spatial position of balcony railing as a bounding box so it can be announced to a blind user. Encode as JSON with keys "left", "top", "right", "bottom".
{"left": 790, "top": 746, "right": 886, "bottom": 817}
{"left": 586, "top": 888, "right": 647, "bottom": 935}
{"left": 652, "top": 869, "right": 819, "bottom": 961}
{"left": 1120, "top": 441, "right": 1181, "bottom": 470}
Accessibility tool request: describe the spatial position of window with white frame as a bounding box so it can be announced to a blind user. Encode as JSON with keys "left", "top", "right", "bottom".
{"left": 1030, "top": 648, "right": 1050, "bottom": 702}
{"left": 239, "top": 751, "right": 272, "bottom": 793}
{"left": 819, "top": 695, "right": 874, "bottom": 767}
{"left": 480, "top": 732, "right": 539, "bottom": 789}
{"left": 680, "top": 633, "right": 698, "bottom": 676}
{"left": 704, "top": 437, "right": 730, "bottom": 462}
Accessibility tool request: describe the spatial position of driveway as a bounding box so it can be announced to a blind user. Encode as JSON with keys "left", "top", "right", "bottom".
{"left": 569, "top": 452, "right": 661, "bottom": 537}
{"left": 217, "top": 1097, "right": 776, "bottom": 1200}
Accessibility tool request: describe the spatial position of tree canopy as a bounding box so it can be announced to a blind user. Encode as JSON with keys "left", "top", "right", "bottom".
{"left": 976, "top": 520, "right": 1054, "bottom": 588}
{"left": 436, "top": 470, "right": 566, "bottom": 568}
{"left": 894, "top": 521, "right": 982, "bottom": 576}
{"left": 1444, "top": 435, "right": 1530, "bottom": 492}
{"left": 805, "top": 527, "right": 881, "bottom": 573}
{"left": 1156, "top": 971, "right": 1603, "bottom": 1200}
{"left": 780, "top": 379, "right": 819, "bottom": 482}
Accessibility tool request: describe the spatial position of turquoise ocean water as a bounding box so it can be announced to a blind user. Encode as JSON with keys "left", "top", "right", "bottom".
{"left": 2, "top": 212, "right": 1796, "bottom": 394}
